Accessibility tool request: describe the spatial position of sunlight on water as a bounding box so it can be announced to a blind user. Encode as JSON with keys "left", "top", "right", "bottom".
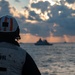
{"left": 20, "top": 43, "right": 75, "bottom": 75}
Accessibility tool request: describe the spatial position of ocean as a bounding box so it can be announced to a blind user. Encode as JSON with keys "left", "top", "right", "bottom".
{"left": 20, "top": 43, "right": 75, "bottom": 75}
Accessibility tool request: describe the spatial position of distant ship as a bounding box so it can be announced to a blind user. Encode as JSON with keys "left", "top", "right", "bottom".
{"left": 35, "top": 38, "right": 53, "bottom": 45}
{"left": 64, "top": 41, "right": 67, "bottom": 43}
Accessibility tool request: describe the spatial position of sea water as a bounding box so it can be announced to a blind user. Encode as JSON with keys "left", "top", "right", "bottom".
{"left": 20, "top": 43, "right": 75, "bottom": 75}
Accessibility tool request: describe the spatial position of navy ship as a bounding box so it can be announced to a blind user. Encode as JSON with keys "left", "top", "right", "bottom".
{"left": 35, "top": 38, "right": 53, "bottom": 45}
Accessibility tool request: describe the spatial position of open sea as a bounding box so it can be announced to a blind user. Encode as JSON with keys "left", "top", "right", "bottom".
{"left": 20, "top": 43, "right": 75, "bottom": 75}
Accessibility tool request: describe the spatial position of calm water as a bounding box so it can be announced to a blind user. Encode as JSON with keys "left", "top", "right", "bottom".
{"left": 20, "top": 43, "right": 75, "bottom": 75}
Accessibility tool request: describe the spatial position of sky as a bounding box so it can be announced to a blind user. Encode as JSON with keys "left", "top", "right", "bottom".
{"left": 0, "top": 0, "right": 75, "bottom": 43}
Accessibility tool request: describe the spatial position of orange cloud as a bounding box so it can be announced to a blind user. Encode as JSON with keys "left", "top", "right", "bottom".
{"left": 19, "top": 33, "right": 41, "bottom": 43}
{"left": 18, "top": 33, "right": 64, "bottom": 43}
{"left": 46, "top": 36, "right": 64, "bottom": 43}
{"left": 18, "top": 33, "right": 75, "bottom": 43}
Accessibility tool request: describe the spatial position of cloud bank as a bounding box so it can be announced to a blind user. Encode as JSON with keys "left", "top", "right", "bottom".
{"left": 15, "top": 0, "right": 20, "bottom": 2}
{"left": 24, "top": 0, "right": 75, "bottom": 37}
{"left": 0, "top": 0, "right": 75, "bottom": 42}
{"left": 66, "top": 0, "right": 75, "bottom": 4}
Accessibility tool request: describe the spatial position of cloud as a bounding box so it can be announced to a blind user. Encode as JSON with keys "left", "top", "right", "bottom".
{"left": 66, "top": 0, "right": 75, "bottom": 4}
{"left": 22, "top": 22, "right": 53, "bottom": 37}
{"left": 0, "top": 0, "right": 52, "bottom": 39}
{"left": 0, "top": 0, "right": 11, "bottom": 17}
{"left": 25, "top": 1, "right": 51, "bottom": 21}
{"left": 24, "top": 0, "right": 75, "bottom": 37}
{"left": 0, "top": 0, "right": 75, "bottom": 39}
{"left": 31, "top": 1, "right": 50, "bottom": 13}
{"left": 19, "top": 33, "right": 40, "bottom": 43}
{"left": 46, "top": 1, "right": 75, "bottom": 36}
{"left": 0, "top": 0, "right": 26, "bottom": 33}
{"left": 15, "top": 0, "right": 20, "bottom": 2}
{"left": 10, "top": 7, "right": 20, "bottom": 17}
{"left": 28, "top": 10, "right": 42, "bottom": 21}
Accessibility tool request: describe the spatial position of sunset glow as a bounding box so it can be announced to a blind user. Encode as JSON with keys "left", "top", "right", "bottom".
{"left": 0, "top": 0, "right": 75, "bottom": 43}
{"left": 18, "top": 33, "right": 75, "bottom": 43}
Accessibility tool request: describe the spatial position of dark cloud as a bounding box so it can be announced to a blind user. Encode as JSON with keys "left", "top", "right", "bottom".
{"left": 23, "top": 6, "right": 29, "bottom": 10}
{"left": 15, "top": 0, "right": 20, "bottom": 2}
{"left": 22, "top": 0, "right": 75, "bottom": 37}
{"left": 66, "top": 0, "right": 75, "bottom": 4}
{"left": 28, "top": 11, "right": 42, "bottom": 21}
{"left": 47, "top": 3, "right": 75, "bottom": 36}
{"left": 0, "top": 0, "right": 11, "bottom": 16}
{"left": 0, "top": 0, "right": 75, "bottom": 38}
{"left": 31, "top": 1, "right": 50, "bottom": 13}
{"left": 25, "top": 1, "right": 51, "bottom": 21}
{"left": 22, "top": 22, "right": 53, "bottom": 37}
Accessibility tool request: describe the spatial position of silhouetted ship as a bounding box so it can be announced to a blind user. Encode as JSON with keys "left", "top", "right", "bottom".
{"left": 64, "top": 41, "right": 67, "bottom": 43}
{"left": 35, "top": 38, "right": 53, "bottom": 45}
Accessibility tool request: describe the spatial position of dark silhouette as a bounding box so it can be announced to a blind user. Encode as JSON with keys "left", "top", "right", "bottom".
{"left": 35, "top": 38, "right": 53, "bottom": 45}
{"left": 0, "top": 15, "right": 41, "bottom": 75}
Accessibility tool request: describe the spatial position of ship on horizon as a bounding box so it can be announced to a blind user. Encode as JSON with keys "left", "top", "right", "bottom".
{"left": 35, "top": 38, "right": 53, "bottom": 45}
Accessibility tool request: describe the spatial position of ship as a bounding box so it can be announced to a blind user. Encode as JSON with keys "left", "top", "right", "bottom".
{"left": 35, "top": 38, "right": 53, "bottom": 45}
